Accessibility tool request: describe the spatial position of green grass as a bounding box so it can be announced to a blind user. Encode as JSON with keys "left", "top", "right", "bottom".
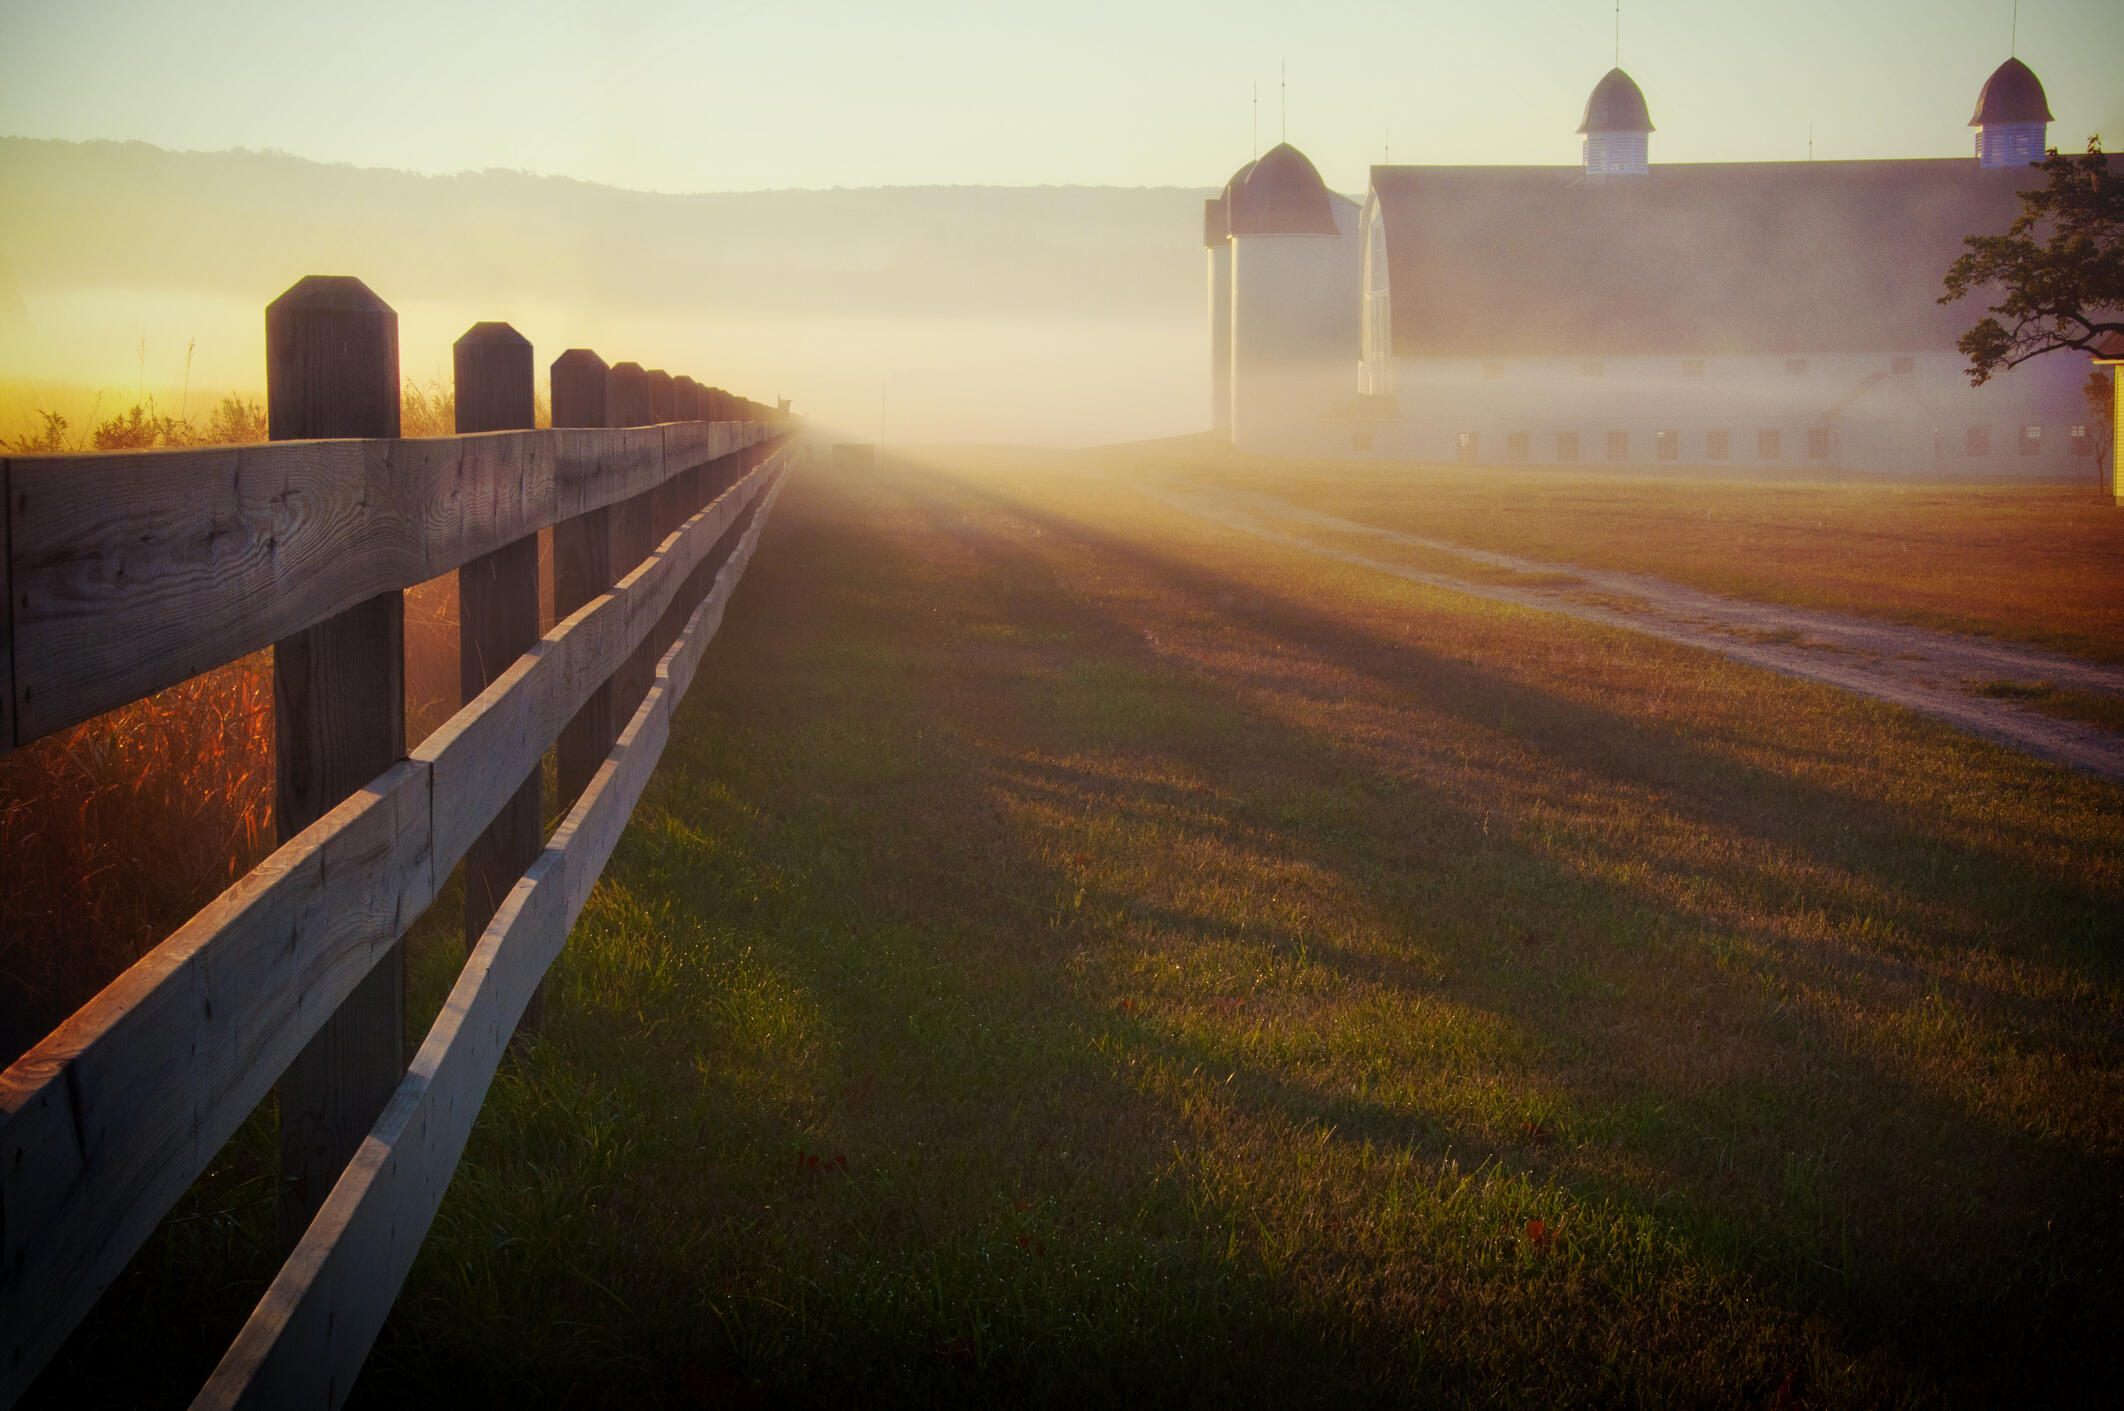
{"left": 31, "top": 448, "right": 2124, "bottom": 1408}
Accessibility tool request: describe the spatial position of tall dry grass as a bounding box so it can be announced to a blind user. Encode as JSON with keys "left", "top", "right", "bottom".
{"left": 0, "top": 655, "right": 274, "bottom": 1064}
{"left": 0, "top": 377, "right": 547, "bottom": 1065}
{"left": 2, "top": 391, "right": 267, "bottom": 454}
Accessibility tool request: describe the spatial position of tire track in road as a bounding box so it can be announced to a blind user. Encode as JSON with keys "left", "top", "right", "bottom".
{"left": 1136, "top": 482, "right": 2124, "bottom": 786}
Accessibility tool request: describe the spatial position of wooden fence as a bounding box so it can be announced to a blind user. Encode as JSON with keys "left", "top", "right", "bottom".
{"left": 0, "top": 275, "right": 800, "bottom": 1407}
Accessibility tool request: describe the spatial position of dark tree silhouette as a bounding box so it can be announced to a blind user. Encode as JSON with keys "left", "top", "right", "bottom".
{"left": 1942, "top": 137, "right": 2121, "bottom": 385}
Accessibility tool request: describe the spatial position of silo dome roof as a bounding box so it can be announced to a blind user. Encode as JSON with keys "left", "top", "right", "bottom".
{"left": 1227, "top": 143, "right": 1340, "bottom": 236}
{"left": 1969, "top": 57, "right": 2054, "bottom": 125}
{"left": 1578, "top": 67, "right": 1654, "bottom": 134}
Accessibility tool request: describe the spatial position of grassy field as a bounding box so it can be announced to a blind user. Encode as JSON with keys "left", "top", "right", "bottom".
{"left": 1163, "top": 446, "right": 2124, "bottom": 663}
{"left": 29, "top": 446, "right": 2124, "bottom": 1408}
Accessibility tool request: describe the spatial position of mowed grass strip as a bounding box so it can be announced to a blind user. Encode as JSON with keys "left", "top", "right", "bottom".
{"left": 1162, "top": 444, "right": 2124, "bottom": 664}
{"left": 31, "top": 450, "right": 2122, "bottom": 1408}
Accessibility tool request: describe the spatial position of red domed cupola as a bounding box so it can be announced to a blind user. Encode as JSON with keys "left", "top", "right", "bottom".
{"left": 1226, "top": 144, "right": 1340, "bottom": 236}
{"left": 1970, "top": 57, "right": 2053, "bottom": 167}
{"left": 1579, "top": 68, "right": 1652, "bottom": 176}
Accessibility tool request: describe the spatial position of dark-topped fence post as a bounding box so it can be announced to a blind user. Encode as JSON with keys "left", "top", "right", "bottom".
{"left": 552, "top": 349, "right": 616, "bottom": 816}
{"left": 606, "top": 362, "right": 658, "bottom": 720}
{"left": 454, "top": 322, "right": 546, "bottom": 1027}
{"left": 267, "top": 275, "right": 408, "bottom": 1252}
{"left": 644, "top": 370, "right": 684, "bottom": 661}
{"left": 608, "top": 360, "right": 653, "bottom": 428}
{"left": 673, "top": 376, "right": 706, "bottom": 611}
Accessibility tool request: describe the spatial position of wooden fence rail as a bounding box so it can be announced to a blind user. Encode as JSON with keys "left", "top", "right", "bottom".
{"left": 0, "top": 275, "right": 799, "bottom": 1407}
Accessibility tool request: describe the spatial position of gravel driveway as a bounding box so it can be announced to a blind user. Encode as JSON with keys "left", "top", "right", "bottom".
{"left": 1143, "top": 483, "right": 2124, "bottom": 786}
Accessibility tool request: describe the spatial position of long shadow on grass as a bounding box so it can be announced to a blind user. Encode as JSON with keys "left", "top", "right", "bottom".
{"left": 353, "top": 461, "right": 2117, "bottom": 1410}
{"left": 899, "top": 464, "right": 2124, "bottom": 1396}
{"left": 348, "top": 471, "right": 1477, "bottom": 1409}
{"left": 896, "top": 468, "right": 2124, "bottom": 1095}
{"left": 946, "top": 469, "right": 2124, "bottom": 1005}
{"left": 794, "top": 467, "right": 2107, "bottom": 1402}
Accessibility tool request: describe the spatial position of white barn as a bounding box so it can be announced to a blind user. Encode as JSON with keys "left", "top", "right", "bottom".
{"left": 1206, "top": 58, "right": 2108, "bottom": 480}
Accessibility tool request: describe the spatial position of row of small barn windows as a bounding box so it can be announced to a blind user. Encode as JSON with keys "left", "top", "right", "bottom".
{"left": 1403, "top": 425, "right": 2091, "bottom": 461}
{"left": 1481, "top": 356, "right": 1917, "bottom": 379}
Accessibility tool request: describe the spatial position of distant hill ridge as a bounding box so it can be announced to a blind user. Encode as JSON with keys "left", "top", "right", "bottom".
{"left": 0, "top": 137, "right": 1213, "bottom": 320}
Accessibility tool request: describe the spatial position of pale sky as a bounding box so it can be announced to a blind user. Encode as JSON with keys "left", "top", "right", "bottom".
{"left": 3, "top": 0, "right": 2119, "bottom": 196}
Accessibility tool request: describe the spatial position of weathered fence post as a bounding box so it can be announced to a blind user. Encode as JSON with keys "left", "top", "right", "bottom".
{"left": 454, "top": 322, "right": 547, "bottom": 1027}
{"left": 645, "top": 370, "right": 686, "bottom": 663}
{"left": 703, "top": 387, "right": 731, "bottom": 497}
{"left": 552, "top": 349, "right": 614, "bottom": 815}
{"left": 674, "top": 375, "right": 700, "bottom": 421}
{"left": 266, "top": 275, "right": 408, "bottom": 1251}
{"left": 607, "top": 362, "right": 658, "bottom": 719}
{"left": 608, "top": 360, "right": 653, "bottom": 428}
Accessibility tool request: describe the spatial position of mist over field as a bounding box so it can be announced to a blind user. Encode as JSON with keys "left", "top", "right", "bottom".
{"left": 0, "top": 137, "right": 1217, "bottom": 445}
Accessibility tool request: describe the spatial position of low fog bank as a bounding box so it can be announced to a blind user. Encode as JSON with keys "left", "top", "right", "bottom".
{"left": 0, "top": 138, "right": 1213, "bottom": 445}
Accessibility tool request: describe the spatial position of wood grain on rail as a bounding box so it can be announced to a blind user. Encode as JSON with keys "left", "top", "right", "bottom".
{"left": 0, "top": 760, "right": 436, "bottom": 1409}
{"left": 0, "top": 448, "right": 786, "bottom": 1405}
{"left": 198, "top": 458, "right": 792, "bottom": 1411}
{"left": 418, "top": 470, "right": 762, "bottom": 871}
{"left": 6, "top": 423, "right": 767, "bottom": 748}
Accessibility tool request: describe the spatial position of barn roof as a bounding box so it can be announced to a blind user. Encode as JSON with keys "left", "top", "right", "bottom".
{"left": 1368, "top": 158, "right": 2048, "bottom": 358}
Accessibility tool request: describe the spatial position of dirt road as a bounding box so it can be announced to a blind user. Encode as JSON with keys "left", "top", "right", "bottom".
{"left": 1141, "top": 482, "right": 2124, "bottom": 786}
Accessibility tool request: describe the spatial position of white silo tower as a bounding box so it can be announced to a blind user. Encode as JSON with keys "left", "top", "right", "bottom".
{"left": 1203, "top": 160, "right": 1252, "bottom": 437}
{"left": 1225, "top": 143, "right": 1362, "bottom": 455}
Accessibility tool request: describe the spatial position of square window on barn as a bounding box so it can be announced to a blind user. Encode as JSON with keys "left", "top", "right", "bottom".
{"left": 1606, "top": 430, "right": 1629, "bottom": 461}
{"left": 1784, "top": 358, "right": 1808, "bottom": 376}
{"left": 1507, "top": 430, "right": 1530, "bottom": 462}
{"left": 1681, "top": 359, "right": 1706, "bottom": 378}
{"left": 1482, "top": 361, "right": 1506, "bottom": 380}
{"left": 2071, "top": 424, "right": 2091, "bottom": 454}
{"left": 1557, "top": 431, "right": 1581, "bottom": 462}
{"left": 2019, "top": 424, "right": 2042, "bottom": 456}
{"left": 1457, "top": 431, "right": 1480, "bottom": 464}
{"left": 1707, "top": 429, "right": 1730, "bottom": 460}
{"left": 1892, "top": 355, "right": 1915, "bottom": 375}
{"left": 1580, "top": 360, "right": 1604, "bottom": 378}
{"left": 1808, "top": 428, "right": 1831, "bottom": 459}
{"left": 1655, "top": 430, "right": 1679, "bottom": 461}
{"left": 1352, "top": 431, "right": 1373, "bottom": 451}
{"left": 1758, "top": 429, "right": 1782, "bottom": 459}
{"left": 1967, "top": 425, "right": 1991, "bottom": 457}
